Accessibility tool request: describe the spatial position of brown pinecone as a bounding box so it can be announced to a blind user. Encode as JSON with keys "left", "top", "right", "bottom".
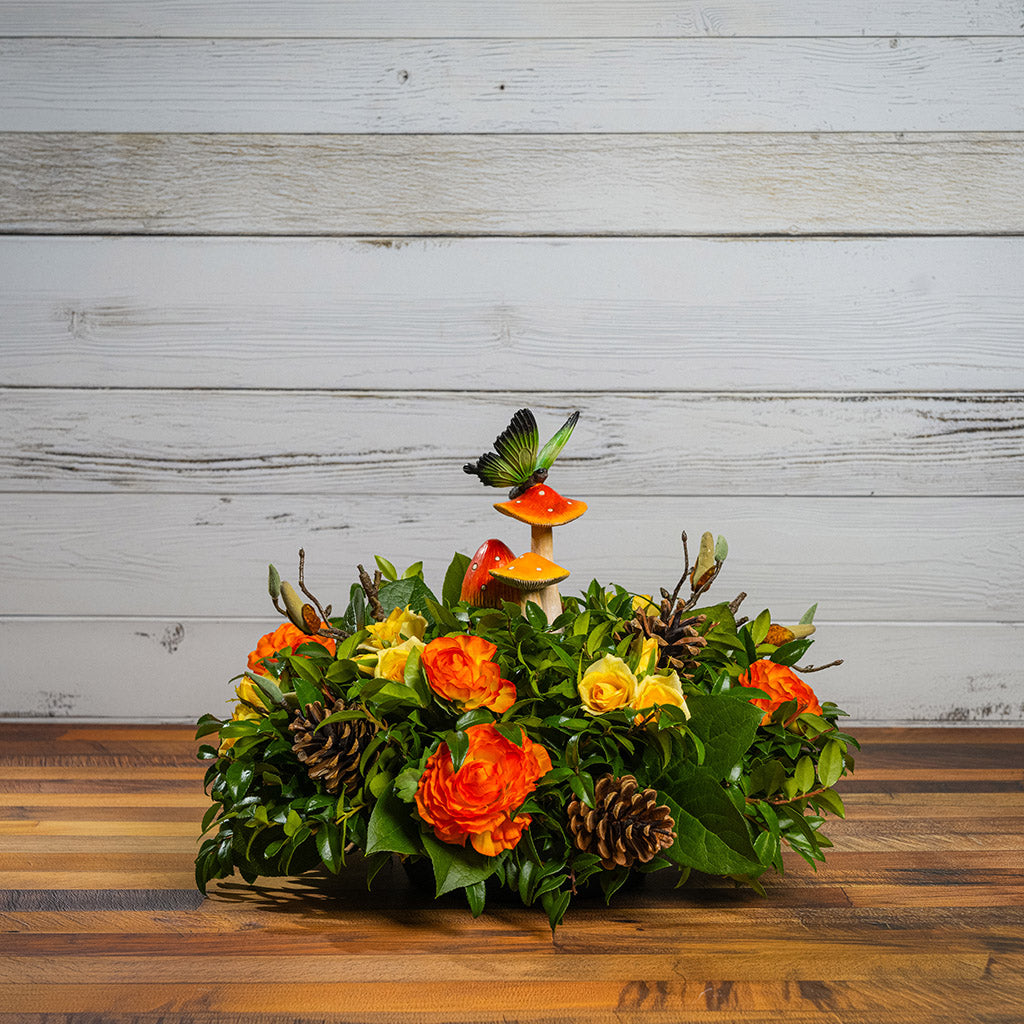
{"left": 288, "top": 695, "right": 376, "bottom": 795}
{"left": 628, "top": 605, "right": 709, "bottom": 677}
{"left": 567, "top": 774, "right": 676, "bottom": 870}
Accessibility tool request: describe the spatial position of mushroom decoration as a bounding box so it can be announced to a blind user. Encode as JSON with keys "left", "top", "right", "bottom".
{"left": 493, "top": 484, "right": 587, "bottom": 621}
{"left": 460, "top": 538, "right": 519, "bottom": 609}
{"left": 489, "top": 552, "right": 570, "bottom": 615}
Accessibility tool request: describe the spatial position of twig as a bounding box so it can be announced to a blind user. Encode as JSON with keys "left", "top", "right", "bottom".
{"left": 728, "top": 591, "right": 747, "bottom": 615}
{"left": 794, "top": 659, "right": 844, "bottom": 673}
{"left": 357, "top": 564, "right": 387, "bottom": 622}
{"left": 681, "top": 559, "right": 722, "bottom": 611}
{"left": 668, "top": 531, "right": 690, "bottom": 605}
{"left": 746, "top": 785, "right": 833, "bottom": 807}
{"left": 297, "top": 548, "right": 332, "bottom": 625}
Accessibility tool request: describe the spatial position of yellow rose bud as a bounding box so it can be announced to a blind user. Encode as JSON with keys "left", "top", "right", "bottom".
{"left": 364, "top": 606, "right": 428, "bottom": 649}
{"left": 374, "top": 636, "right": 425, "bottom": 682}
{"left": 579, "top": 654, "right": 638, "bottom": 715}
{"left": 632, "top": 671, "right": 690, "bottom": 721}
{"left": 632, "top": 634, "right": 660, "bottom": 677}
{"left": 218, "top": 700, "right": 261, "bottom": 754}
{"left": 235, "top": 679, "right": 267, "bottom": 709}
{"left": 631, "top": 594, "right": 660, "bottom": 617}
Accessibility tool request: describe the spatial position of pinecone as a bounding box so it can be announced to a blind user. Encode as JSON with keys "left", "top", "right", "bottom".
{"left": 288, "top": 696, "right": 377, "bottom": 795}
{"left": 567, "top": 774, "right": 676, "bottom": 870}
{"left": 628, "top": 604, "right": 709, "bottom": 677}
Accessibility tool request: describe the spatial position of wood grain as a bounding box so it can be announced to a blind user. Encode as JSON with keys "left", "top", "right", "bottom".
{"left": 3, "top": 237, "right": 1023, "bottom": 392}
{"left": 3, "top": 389, "right": 1022, "bottom": 496}
{"left": 2, "top": 1, "right": 1021, "bottom": 38}
{"left": 0, "top": 723, "right": 1020, "bottom": 1022}
{"left": 5, "top": 133, "right": 1024, "bottom": 235}
{"left": 2, "top": 38, "right": 1022, "bottom": 132}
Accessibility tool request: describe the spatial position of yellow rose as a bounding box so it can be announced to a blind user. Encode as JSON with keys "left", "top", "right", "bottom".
{"left": 579, "top": 655, "right": 638, "bottom": 715}
{"left": 632, "top": 635, "right": 660, "bottom": 677}
{"left": 364, "top": 606, "right": 428, "bottom": 649}
{"left": 632, "top": 594, "right": 660, "bottom": 617}
{"left": 631, "top": 671, "right": 690, "bottom": 723}
{"left": 235, "top": 679, "right": 267, "bottom": 708}
{"left": 218, "top": 700, "right": 261, "bottom": 754}
{"left": 373, "top": 636, "right": 425, "bottom": 682}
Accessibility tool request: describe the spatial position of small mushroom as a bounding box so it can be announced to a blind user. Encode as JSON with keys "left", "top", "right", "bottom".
{"left": 489, "top": 551, "right": 570, "bottom": 620}
{"left": 493, "top": 484, "right": 587, "bottom": 620}
{"left": 460, "top": 539, "right": 518, "bottom": 608}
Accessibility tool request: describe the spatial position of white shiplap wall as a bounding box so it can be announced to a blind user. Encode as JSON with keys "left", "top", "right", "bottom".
{"left": 0, "top": 2, "right": 1021, "bottom": 724}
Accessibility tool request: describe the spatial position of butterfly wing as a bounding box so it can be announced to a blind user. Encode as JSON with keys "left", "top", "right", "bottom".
{"left": 463, "top": 408, "right": 539, "bottom": 488}
{"left": 536, "top": 410, "right": 580, "bottom": 471}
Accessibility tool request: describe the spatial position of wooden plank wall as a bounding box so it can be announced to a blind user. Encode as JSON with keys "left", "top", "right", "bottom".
{"left": 0, "top": 2, "right": 1021, "bottom": 724}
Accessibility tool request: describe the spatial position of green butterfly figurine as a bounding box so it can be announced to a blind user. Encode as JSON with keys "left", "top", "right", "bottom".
{"left": 464, "top": 408, "right": 580, "bottom": 498}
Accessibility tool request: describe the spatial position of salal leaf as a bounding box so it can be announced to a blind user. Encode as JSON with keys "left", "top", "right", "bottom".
{"left": 365, "top": 781, "right": 422, "bottom": 856}
{"left": 442, "top": 551, "right": 472, "bottom": 607}
{"left": 421, "top": 832, "right": 497, "bottom": 896}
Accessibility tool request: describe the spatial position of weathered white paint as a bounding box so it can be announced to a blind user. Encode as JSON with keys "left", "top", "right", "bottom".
{"left": 3, "top": 237, "right": 1022, "bottom": 392}
{"left": 6, "top": 133, "right": 1024, "bottom": 235}
{"left": 2, "top": 38, "right": 1022, "bottom": 132}
{"left": 1, "top": 8, "right": 1021, "bottom": 725}
{"left": 1, "top": 618, "right": 1020, "bottom": 725}
{"left": 0, "top": 494, "right": 1019, "bottom": 621}
{"left": 2, "top": 1, "right": 1021, "bottom": 38}
{"left": 2, "top": 390, "right": 1022, "bottom": 497}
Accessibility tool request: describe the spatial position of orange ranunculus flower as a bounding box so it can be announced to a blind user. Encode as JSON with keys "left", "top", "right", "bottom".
{"left": 246, "top": 622, "right": 336, "bottom": 676}
{"left": 420, "top": 635, "right": 516, "bottom": 713}
{"left": 737, "top": 660, "right": 823, "bottom": 726}
{"left": 415, "top": 723, "right": 552, "bottom": 856}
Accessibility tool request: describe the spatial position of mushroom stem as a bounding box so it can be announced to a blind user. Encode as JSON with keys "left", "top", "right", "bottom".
{"left": 531, "top": 525, "right": 561, "bottom": 621}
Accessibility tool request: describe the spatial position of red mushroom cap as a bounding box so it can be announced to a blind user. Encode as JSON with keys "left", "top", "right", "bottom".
{"left": 460, "top": 538, "right": 518, "bottom": 608}
{"left": 493, "top": 484, "right": 587, "bottom": 527}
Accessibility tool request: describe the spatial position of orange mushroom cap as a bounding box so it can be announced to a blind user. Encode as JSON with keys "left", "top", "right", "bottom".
{"left": 489, "top": 551, "right": 570, "bottom": 592}
{"left": 493, "top": 484, "right": 587, "bottom": 527}
{"left": 460, "top": 539, "right": 518, "bottom": 608}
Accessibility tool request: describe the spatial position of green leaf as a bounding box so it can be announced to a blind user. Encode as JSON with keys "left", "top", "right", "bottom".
{"left": 794, "top": 755, "right": 815, "bottom": 794}
{"left": 819, "top": 740, "right": 844, "bottom": 788}
{"left": 283, "top": 808, "right": 302, "bottom": 837}
{"left": 445, "top": 731, "right": 470, "bottom": 772}
{"left": 660, "top": 774, "right": 762, "bottom": 877}
{"left": 465, "top": 880, "right": 486, "bottom": 918}
{"left": 494, "top": 722, "right": 524, "bottom": 747}
{"left": 394, "top": 767, "right": 423, "bottom": 803}
{"left": 402, "top": 561, "right": 424, "bottom": 580}
{"left": 365, "top": 782, "right": 422, "bottom": 856}
{"left": 421, "top": 832, "right": 497, "bottom": 897}
{"left": 455, "top": 708, "right": 493, "bottom": 731}
{"left": 316, "top": 821, "right": 344, "bottom": 873}
{"left": 378, "top": 577, "right": 440, "bottom": 620}
{"left": 683, "top": 694, "right": 763, "bottom": 780}
{"left": 442, "top": 551, "right": 472, "bottom": 608}
{"left": 799, "top": 603, "right": 818, "bottom": 625}
{"left": 750, "top": 609, "right": 771, "bottom": 646}
{"left": 541, "top": 889, "right": 572, "bottom": 931}
{"left": 290, "top": 671, "right": 323, "bottom": 715}
{"left": 812, "top": 788, "right": 846, "bottom": 818}
{"left": 375, "top": 555, "right": 398, "bottom": 581}
{"left": 194, "top": 714, "right": 223, "bottom": 739}
{"left": 425, "top": 597, "right": 460, "bottom": 632}
{"left": 525, "top": 601, "right": 548, "bottom": 631}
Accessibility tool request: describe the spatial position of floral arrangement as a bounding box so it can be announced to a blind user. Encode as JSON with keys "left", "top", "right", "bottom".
{"left": 195, "top": 409, "right": 856, "bottom": 927}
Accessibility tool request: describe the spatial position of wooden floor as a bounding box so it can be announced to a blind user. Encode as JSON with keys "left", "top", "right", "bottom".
{"left": 0, "top": 724, "right": 1021, "bottom": 1024}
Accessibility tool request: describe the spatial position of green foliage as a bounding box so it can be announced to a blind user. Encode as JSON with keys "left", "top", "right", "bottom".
{"left": 196, "top": 547, "right": 856, "bottom": 925}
